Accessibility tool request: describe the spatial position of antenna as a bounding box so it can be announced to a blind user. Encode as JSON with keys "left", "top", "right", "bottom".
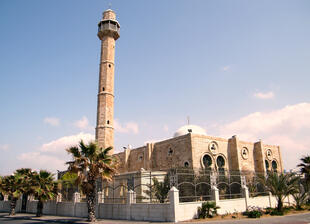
{"left": 108, "top": 2, "right": 112, "bottom": 9}
{"left": 187, "top": 116, "right": 190, "bottom": 125}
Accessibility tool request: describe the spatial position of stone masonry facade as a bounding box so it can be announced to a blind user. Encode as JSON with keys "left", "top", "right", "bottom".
{"left": 114, "top": 133, "right": 283, "bottom": 174}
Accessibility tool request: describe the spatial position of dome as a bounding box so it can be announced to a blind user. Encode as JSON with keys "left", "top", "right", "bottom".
{"left": 173, "top": 125, "right": 206, "bottom": 137}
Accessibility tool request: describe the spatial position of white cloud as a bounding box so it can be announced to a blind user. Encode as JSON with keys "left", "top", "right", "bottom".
{"left": 74, "top": 116, "right": 92, "bottom": 130}
{"left": 0, "top": 144, "right": 9, "bottom": 151}
{"left": 41, "top": 132, "right": 94, "bottom": 153}
{"left": 253, "top": 91, "right": 275, "bottom": 99}
{"left": 221, "top": 65, "right": 231, "bottom": 72}
{"left": 17, "top": 132, "right": 95, "bottom": 173}
{"left": 114, "top": 119, "right": 139, "bottom": 134}
{"left": 17, "top": 152, "right": 66, "bottom": 173}
{"left": 216, "top": 102, "right": 310, "bottom": 170}
{"left": 44, "top": 117, "right": 60, "bottom": 127}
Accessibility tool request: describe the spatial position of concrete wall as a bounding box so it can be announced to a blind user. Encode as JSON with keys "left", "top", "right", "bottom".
{"left": 217, "top": 198, "right": 247, "bottom": 214}
{"left": 177, "top": 202, "right": 201, "bottom": 221}
{"left": 0, "top": 191, "right": 295, "bottom": 222}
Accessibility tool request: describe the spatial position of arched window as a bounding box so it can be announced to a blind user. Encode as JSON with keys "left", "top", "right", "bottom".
{"left": 168, "top": 148, "right": 173, "bottom": 156}
{"left": 272, "top": 160, "right": 278, "bottom": 172}
{"left": 216, "top": 156, "right": 225, "bottom": 173}
{"left": 184, "top": 161, "right": 189, "bottom": 168}
{"left": 216, "top": 156, "right": 225, "bottom": 168}
{"left": 265, "top": 160, "right": 269, "bottom": 170}
{"left": 203, "top": 154, "right": 212, "bottom": 168}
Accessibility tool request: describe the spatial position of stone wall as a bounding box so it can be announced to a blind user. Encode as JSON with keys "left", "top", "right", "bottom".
{"left": 0, "top": 189, "right": 295, "bottom": 222}
{"left": 114, "top": 133, "right": 283, "bottom": 175}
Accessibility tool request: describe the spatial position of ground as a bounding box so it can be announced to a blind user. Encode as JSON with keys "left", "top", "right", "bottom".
{"left": 1, "top": 212, "right": 310, "bottom": 224}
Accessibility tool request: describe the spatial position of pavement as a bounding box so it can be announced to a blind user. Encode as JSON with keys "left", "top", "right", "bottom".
{"left": 0, "top": 212, "right": 310, "bottom": 224}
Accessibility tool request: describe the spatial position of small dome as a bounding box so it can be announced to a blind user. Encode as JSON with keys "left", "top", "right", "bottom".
{"left": 173, "top": 125, "right": 206, "bottom": 137}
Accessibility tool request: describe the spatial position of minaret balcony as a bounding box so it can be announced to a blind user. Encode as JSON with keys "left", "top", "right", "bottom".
{"left": 98, "top": 19, "right": 120, "bottom": 40}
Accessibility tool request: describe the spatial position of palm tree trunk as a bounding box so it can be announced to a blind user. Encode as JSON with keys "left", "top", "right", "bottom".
{"left": 87, "top": 188, "right": 96, "bottom": 222}
{"left": 36, "top": 199, "right": 43, "bottom": 217}
{"left": 277, "top": 199, "right": 283, "bottom": 212}
{"left": 9, "top": 198, "right": 17, "bottom": 216}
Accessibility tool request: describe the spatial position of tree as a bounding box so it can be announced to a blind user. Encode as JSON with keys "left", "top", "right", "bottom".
{"left": 15, "top": 168, "right": 36, "bottom": 196}
{"left": 0, "top": 168, "right": 36, "bottom": 216}
{"left": 144, "top": 175, "right": 170, "bottom": 203}
{"left": 59, "top": 171, "right": 78, "bottom": 201}
{"left": 198, "top": 201, "right": 220, "bottom": 218}
{"left": 298, "top": 155, "right": 310, "bottom": 184}
{"left": 0, "top": 174, "right": 22, "bottom": 216}
{"left": 259, "top": 172, "right": 298, "bottom": 212}
{"left": 66, "top": 140, "right": 118, "bottom": 222}
{"left": 32, "top": 170, "right": 57, "bottom": 217}
{"left": 292, "top": 177, "right": 309, "bottom": 210}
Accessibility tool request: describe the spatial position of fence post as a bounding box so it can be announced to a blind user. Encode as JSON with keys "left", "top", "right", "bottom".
{"left": 169, "top": 186, "right": 179, "bottom": 222}
{"left": 97, "top": 191, "right": 104, "bottom": 204}
{"left": 27, "top": 195, "right": 35, "bottom": 201}
{"left": 211, "top": 186, "right": 219, "bottom": 204}
{"left": 126, "top": 190, "right": 135, "bottom": 220}
{"left": 268, "top": 192, "right": 272, "bottom": 208}
{"left": 56, "top": 193, "right": 62, "bottom": 203}
{"left": 73, "top": 192, "right": 80, "bottom": 203}
{"left": 242, "top": 185, "right": 249, "bottom": 210}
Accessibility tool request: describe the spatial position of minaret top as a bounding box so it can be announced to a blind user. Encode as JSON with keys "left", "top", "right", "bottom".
{"left": 103, "top": 9, "right": 116, "bottom": 20}
{"left": 98, "top": 9, "right": 120, "bottom": 40}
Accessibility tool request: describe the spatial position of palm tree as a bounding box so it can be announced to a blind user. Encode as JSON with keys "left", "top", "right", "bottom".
{"left": 15, "top": 168, "right": 36, "bottom": 196}
{"left": 259, "top": 172, "right": 299, "bottom": 212}
{"left": 144, "top": 175, "right": 170, "bottom": 203}
{"left": 66, "top": 140, "right": 118, "bottom": 222}
{"left": 59, "top": 171, "right": 78, "bottom": 201}
{"left": 198, "top": 201, "right": 220, "bottom": 218}
{"left": 0, "top": 174, "right": 22, "bottom": 216}
{"left": 292, "top": 181, "right": 309, "bottom": 210}
{"left": 32, "top": 170, "right": 57, "bottom": 217}
{"left": 298, "top": 155, "right": 310, "bottom": 184}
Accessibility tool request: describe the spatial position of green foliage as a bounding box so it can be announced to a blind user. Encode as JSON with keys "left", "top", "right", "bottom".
{"left": 153, "top": 176, "right": 170, "bottom": 203}
{"left": 292, "top": 180, "right": 309, "bottom": 210}
{"left": 66, "top": 140, "right": 118, "bottom": 222}
{"left": 143, "top": 174, "right": 170, "bottom": 203}
{"left": 264, "top": 207, "right": 273, "bottom": 214}
{"left": 243, "top": 206, "right": 263, "bottom": 218}
{"left": 258, "top": 172, "right": 299, "bottom": 212}
{"left": 270, "top": 209, "right": 284, "bottom": 216}
{"left": 32, "top": 170, "right": 57, "bottom": 217}
{"left": 198, "top": 201, "right": 220, "bottom": 219}
{"left": 61, "top": 171, "right": 78, "bottom": 183}
{"left": 298, "top": 155, "right": 310, "bottom": 184}
{"left": 0, "top": 168, "right": 38, "bottom": 216}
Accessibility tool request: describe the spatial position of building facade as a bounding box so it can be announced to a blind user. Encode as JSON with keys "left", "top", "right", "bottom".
{"left": 114, "top": 125, "right": 283, "bottom": 174}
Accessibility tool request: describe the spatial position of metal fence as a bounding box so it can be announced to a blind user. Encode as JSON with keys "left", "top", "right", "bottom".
{"left": 57, "top": 169, "right": 273, "bottom": 204}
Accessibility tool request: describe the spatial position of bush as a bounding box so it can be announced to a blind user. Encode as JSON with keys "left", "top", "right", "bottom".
{"left": 264, "top": 207, "right": 273, "bottom": 214}
{"left": 270, "top": 210, "right": 284, "bottom": 216}
{"left": 242, "top": 206, "right": 263, "bottom": 218}
{"left": 198, "top": 201, "right": 220, "bottom": 219}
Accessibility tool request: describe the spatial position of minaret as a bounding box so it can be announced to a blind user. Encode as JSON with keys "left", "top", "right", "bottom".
{"left": 96, "top": 9, "right": 120, "bottom": 154}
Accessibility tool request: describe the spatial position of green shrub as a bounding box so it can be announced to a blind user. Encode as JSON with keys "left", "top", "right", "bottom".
{"left": 198, "top": 201, "right": 220, "bottom": 219}
{"left": 264, "top": 207, "right": 273, "bottom": 214}
{"left": 243, "top": 206, "right": 263, "bottom": 218}
{"left": 270, "top": 210, "right": 284, "bottom": 216}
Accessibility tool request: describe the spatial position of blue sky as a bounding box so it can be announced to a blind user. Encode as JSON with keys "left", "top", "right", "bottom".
{"left": 0, "top": 0, "right": 309, "bottom": 175}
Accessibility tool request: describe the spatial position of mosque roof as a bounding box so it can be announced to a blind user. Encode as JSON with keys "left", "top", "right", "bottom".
{"left": 173, "top": 125, "right": 207, "bottom": 137}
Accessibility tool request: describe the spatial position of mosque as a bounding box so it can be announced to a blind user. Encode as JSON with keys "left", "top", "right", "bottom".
{"left": 95, "top": 9, "right": 283, "bottom": 185}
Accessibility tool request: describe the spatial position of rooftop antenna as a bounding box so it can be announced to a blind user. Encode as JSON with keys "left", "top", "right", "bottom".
{"left": 187, "top": 116, "right": 190, "bottom": 125}
{"left": 108, "top": 2, "right": 112, "bottom": 9}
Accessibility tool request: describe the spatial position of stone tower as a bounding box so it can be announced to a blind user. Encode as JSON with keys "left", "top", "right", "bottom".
{"left": 96, "top": 9, "right": 120, "bottom": 154}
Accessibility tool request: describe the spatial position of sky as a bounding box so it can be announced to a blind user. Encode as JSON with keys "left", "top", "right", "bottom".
{"left": 0, "top": 0, "right": 309, "bottom": 175}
